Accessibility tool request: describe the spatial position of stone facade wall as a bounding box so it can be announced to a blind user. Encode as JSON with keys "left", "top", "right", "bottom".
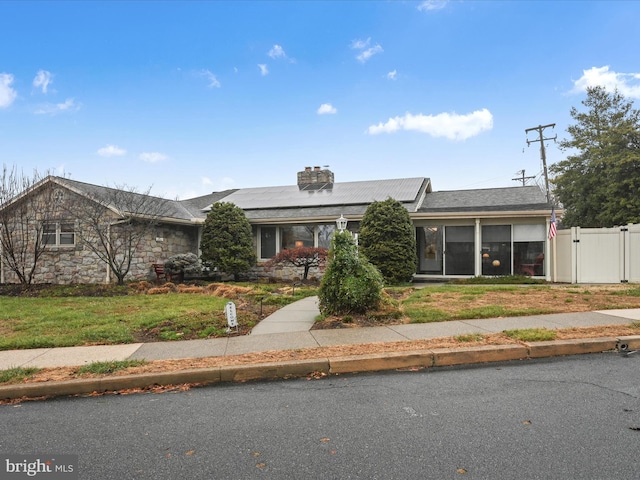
{"left": 253, "top": 262, "right": 325, "bottom": 283}
{"left": 2, "top": 223, "right": 199, "bottom": 285}
{"left": 1, "top": 183, "right": 200, "bottom": 284}
{"left": 131, "top": 223, "right": 200, "bottom": 282}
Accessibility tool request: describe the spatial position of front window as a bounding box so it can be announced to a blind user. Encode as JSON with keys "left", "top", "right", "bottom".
{"left": 280, "top": 225, "right": 314, "bottom": 250}
{"left": 260, "top": 227, "right": 277, "bottom": 258}
{"left": 42, "top": 222, "right": 76, "bottom": 247}
{"left": 318, "top": 224, "right": 335, "bottom": 249}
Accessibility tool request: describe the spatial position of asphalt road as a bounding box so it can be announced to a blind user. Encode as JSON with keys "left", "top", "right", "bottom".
{"left": 2, "top": 353, "right": 639, "bottom": 480}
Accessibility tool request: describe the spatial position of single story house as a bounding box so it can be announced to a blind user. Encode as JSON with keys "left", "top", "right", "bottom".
{"left": 0, "top": 167, "right": 555, "bottom": 284}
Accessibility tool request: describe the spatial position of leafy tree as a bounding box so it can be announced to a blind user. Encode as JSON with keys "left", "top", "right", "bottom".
{"left": 200, "top": 202, "right": 256, "bottom": 281}
{"left": 551, "top": 86, "right": 640, "bottom": 227}
{"left": 264, "top": 246, "right": 328, "bottom": 281}
{"left": 358, "top": 198, "right": 417, "bottom": 284}
{"left": 318, "top": 230, "right": 383, "bottom": 315}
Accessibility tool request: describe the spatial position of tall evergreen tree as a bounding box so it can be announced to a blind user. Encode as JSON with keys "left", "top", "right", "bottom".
{"left": 551, "top": 86, "right": 640, "bottom": 227}
{"left": 200, "top": 202, "right": 256, "bottom": 281}
{"left": 318, "top": 230, "right": 383, "bottom": 315}
{"left": 358, "top": 198, "right": 417, "bottom": 284}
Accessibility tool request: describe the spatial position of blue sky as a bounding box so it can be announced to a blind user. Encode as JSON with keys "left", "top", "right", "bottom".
{"left": 1, "top": 1, "right": 640, "bottom": 200}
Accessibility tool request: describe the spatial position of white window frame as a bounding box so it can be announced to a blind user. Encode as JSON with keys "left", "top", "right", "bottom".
{"left": 42, "top": 221, "right": 76, "bottom": 247}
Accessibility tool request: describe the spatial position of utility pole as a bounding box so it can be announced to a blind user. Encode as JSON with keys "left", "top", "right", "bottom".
{"left": 525, "top": 123, "right": 556, "bottom": 203}
{"left": 512, "top": 169, "right": 535, "bottom": 186}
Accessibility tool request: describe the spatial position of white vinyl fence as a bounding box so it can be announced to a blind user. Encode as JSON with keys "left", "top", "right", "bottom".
{"left": 552, "top": 224, "right": 640, "bottom": 284}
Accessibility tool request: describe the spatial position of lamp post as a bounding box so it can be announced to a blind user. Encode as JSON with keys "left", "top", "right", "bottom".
{"left": 336, "top": 214, "right": 348, "bottom": 233}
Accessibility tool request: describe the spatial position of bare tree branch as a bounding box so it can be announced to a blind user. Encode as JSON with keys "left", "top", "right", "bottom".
{"left": 0, "top": 166, "right": 58, "bottom": 285}
{"left": 63, "top": 183, "right": 172, "bottom": 285}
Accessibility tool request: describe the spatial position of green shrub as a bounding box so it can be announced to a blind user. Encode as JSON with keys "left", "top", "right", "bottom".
{"left": 318, "top": 231, "right": 383, "bottom": 315}
{"left": 200, "top": 202, "right": 256, "bottom": 281}
{"left": 359, "top": 198, "right": 417, "bottom": 285}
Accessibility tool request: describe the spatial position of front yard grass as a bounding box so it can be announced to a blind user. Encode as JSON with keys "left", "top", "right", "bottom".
{"left": 0, "top": 282, "right": 317, "bottom": 350}
{"left": 2, "top": 281, "right": 640, "bottom": 351}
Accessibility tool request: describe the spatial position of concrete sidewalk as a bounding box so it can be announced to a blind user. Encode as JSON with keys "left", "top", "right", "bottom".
{"left": 1, "top": 298, "right": 639, "bottom": 370}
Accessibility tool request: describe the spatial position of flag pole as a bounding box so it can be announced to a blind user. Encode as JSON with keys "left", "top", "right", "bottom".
{"left": 552, "top": 234, "right": 557, "bottom": 283}
{"left": 548, "top": 207, "right": 557, "bottom": 282}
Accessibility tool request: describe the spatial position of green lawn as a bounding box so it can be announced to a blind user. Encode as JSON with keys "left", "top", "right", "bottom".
{"left": 2, "top": 282, "right": 639, "bottom": 350}
{"left": 0, "top": 294, "right": 232, "bottom": 350}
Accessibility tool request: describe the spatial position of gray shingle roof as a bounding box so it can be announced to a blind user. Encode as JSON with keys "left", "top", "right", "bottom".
{"left": 53, "top": 177, "right": 196, "bottom": 222}
{"left": 419, "top": 185, "right": 550, "bottom": 213}
{"left": 47, "top": 176, "right": 551, "bottom": 225}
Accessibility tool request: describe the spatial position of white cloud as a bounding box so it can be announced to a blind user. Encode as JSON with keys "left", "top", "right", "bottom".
{"left": 317, "top": 103, "right": 337, "bottom": 115}
{"left": 201, "top": 69, "right": 221, "bottom": 88}
{"left": 351, "top": 38, "right": 383, "bottom": 63}
{"left": 258, "top": 64, "right": 269, "bottom": 76}
{"left": 202, "top": 177, "right": 213, "bottom": 186}
{"left": 387, "top": 70, "right": 397, "bottom": 80}
{"left": 417, "top": 0, "right": 449, "bottom": 12}
{"left": 33, "top": 70, "right": 53, "bottom": 93}
{"left": 572, "top": 66, "right": 640, "bottom": 99}
{"left": 267, "top": 44, "right": 295, "bottom": 63}
{"left": 97, "top": 145, "right": 127, "bottom": 157}
{"left": 366, "top": 109, "right": 494, "bottom": 141}
{"left": 34, "top": 98, "right": 79, "bottom": 115}
{"left": 351, "top": 38, "right": 370, "bottom": 50}
{"left": 0, "top": 73, "right": 17, "bottom": 108}
{"left": 139, "top": 152, "right": 168, "bottom": 163}
{"left": 268, "top": 44, "right": 287, "bottom": 59}
{"left": 357, "top": 45, "right": 383, "bottom": 63}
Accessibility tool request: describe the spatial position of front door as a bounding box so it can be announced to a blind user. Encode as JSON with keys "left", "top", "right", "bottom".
{"left": 417, "top": 226, "right": 443, "bottom": 274}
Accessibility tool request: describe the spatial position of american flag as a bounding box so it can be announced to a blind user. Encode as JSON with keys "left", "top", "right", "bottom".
{"left": 548, "top": 207, "right": 557, "bottom": 239}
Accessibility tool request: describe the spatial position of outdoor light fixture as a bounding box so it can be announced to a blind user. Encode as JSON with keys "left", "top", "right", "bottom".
{"left": 336, "top": 214, "right": 348, "bottom": 232}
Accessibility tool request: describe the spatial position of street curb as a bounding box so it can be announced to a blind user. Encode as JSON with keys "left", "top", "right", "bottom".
{"left": 432, "top": 344, "right": 528, "bottom": 367}
{"left": 526, "top": 337, "right": 619, "bottom": 358}
{"left": 329, "top": 350, "right": 433, "bottom": 374}
{"left": 1, "top": 336, "right": 637, "bottom": 401}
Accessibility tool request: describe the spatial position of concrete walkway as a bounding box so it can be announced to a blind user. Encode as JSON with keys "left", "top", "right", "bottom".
{"left": 250, "top": 295, "right": 319, "bottom": 334}
{"left": 0, "top": 298, "right": 639, "bottom": 370}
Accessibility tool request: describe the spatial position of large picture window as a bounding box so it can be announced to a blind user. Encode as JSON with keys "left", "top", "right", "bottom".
{"left": 42, "top": 222, "right": 76, "bottom": 247}
{"left": 280, "top": 225, "right": 314, "bottom": 250}
{"left": 318, "top": 224, "right": 335, "bottom": 249}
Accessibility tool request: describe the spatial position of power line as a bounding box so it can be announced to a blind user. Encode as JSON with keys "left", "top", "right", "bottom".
{"left": 512, "top": 169, "right": 536, "bottom": 186}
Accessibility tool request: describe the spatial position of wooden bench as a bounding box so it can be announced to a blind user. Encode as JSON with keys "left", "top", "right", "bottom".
{"left": 153, "top": 263, "right": 168, "bottom": 283}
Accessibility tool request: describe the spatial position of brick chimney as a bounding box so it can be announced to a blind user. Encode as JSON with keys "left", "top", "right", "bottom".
{"left": 297, "top": 166, "right": 334, "bottom": 190}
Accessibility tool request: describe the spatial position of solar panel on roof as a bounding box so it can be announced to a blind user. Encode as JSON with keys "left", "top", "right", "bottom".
{"left": 218, "top": 178, "right": 425, "bottom": 210}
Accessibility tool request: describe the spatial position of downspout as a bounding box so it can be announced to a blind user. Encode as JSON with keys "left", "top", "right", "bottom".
{"left": 106, "top": 222, "right": 112, "bottom": 283}
{"left": 474, "top": 218, "right": 481, "bottom": 276}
